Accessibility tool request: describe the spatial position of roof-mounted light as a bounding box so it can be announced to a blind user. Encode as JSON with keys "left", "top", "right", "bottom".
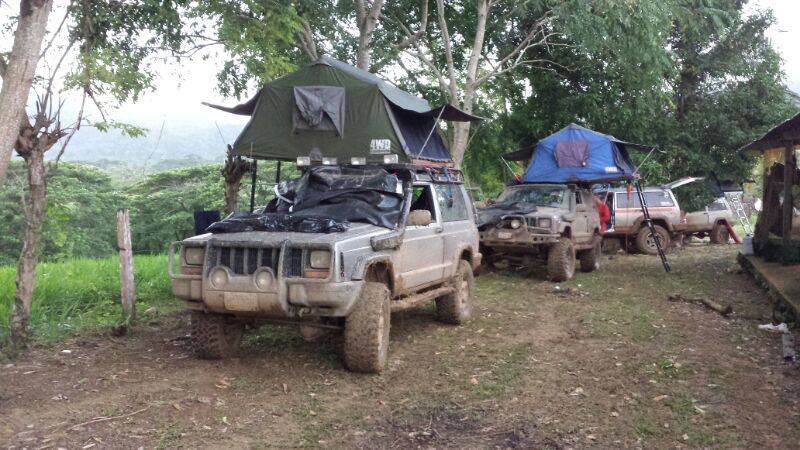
{"left": 383, "top": 154, "right": 398, "bottom": 164}
{"left": 322, "top": 157, "right": 338, "bottom": 165}
{"left": 350, "top": 157, "right": 366, "bottom": 165}
{"left": 297, "top": 156, "right": 311, "bottom": 166}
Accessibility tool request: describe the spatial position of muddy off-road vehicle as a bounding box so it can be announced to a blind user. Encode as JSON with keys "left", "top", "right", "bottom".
{"left": 477, "top": 183, "right": 601, "bottom": 281}
{"left": 169, "top": 166, "right": 481, "bottom": 373}
{"left": 599, "top": 177, "right": 737, "bottom": 254}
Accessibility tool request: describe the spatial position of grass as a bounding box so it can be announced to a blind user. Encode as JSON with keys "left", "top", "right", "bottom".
{"left": 0, "top": 254, "right": 175, "bottom": 343}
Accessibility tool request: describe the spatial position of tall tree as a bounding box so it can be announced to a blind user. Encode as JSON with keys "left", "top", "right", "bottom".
{"left": 5, "top": 0, "right": 188, "bottom": 346}
{"left": 387, "top": 0, "right": 556, "bottom": 166}
{"left": 0, "top": 0, "right": 53, "bottom": 186}
{"left": 651, "top": 0, "right": 797, "bottom": 209}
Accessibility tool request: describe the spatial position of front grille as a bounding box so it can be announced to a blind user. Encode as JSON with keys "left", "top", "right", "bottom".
{"left": 286, "top": 248, "right": 304, "bottom": 278}
{"left": 208, "top": 245, "right": 279, "bottom": 276}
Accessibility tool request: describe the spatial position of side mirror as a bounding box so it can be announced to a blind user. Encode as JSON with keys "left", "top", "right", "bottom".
{"left": 407, "top": 210, "right": 432, "bottom": 227}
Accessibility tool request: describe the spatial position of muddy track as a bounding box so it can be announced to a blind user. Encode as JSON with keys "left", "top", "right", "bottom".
{"left": 1, "top": 245, "right": 798, "bottom": 448}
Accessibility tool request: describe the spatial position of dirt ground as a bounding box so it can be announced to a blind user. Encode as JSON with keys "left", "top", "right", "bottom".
{"left": 2, "top": 245, "right": 799, "bottom": 449}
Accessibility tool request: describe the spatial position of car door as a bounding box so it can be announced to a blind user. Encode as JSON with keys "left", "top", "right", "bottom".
{"left": 396, "top": 183, "right": 445, "bottom": 291}
{"left": 615, "top": 191, "right": 639, "bottom": 232}
{"left": 433, "top": 183, "right": 473, "bottom": 278}
{"left": 573, "top": 189, "right": 592, "bottom": 243}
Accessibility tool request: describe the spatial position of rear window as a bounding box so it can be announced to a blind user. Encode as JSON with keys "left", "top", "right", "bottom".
{"left": 615, "top": 191, "right": 674, "bottom": 209}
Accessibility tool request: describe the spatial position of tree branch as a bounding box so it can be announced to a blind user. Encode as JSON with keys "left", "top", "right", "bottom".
{"left": 434, "top": 0, "right": 457, "bottom": 101}
{"left": 39, "top": 8, "right": 69, "bottom": 59}
{"left": 394, "top": 0, "right": 428, "bottom": 51}
{"left": 472, "top": 13, "right": 556, "bottom": 88}
{"left": 296, "top": 17, "right": 318, "bottom": 60}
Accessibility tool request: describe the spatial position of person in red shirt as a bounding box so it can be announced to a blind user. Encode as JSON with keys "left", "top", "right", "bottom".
{"left": 594, "top": 194, "right": 611, "bottom": 233}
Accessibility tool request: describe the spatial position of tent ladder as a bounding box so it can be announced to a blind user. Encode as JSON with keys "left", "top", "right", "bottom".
{"left": 635, "top": 180, "right": 670, "bottom": 272}
{"left": 727, "top": 192, "right": 753, "bottom": 236}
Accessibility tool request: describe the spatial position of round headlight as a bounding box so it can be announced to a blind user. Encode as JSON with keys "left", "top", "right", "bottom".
{"left": 254, "top": 268, "right": 275, "bottom": 290}
{"left": 184, "top": 247, "right": 204, "bottom": 266}
{"left": 208, "top": 267, "right": 229, "bottom": 289}
{"left": 309, "top": 250, "right": 331, "bottom": 269}
{"left": 510, "top": 219, "right": 522, "bottom": 229}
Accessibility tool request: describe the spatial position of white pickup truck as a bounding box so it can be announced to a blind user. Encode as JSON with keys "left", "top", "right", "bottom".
{"left": 599, "top": 177, "right": 737, "bottom": 254}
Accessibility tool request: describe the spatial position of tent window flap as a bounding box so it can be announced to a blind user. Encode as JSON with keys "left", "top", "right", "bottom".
{"left": 292, "top": 86, "right": 345, "bottom": 136}
{"left": 554, "top": 140, "right": 589, "bottom": 167}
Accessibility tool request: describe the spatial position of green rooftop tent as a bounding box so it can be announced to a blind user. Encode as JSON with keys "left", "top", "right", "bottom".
{"left": 205, "top": 56, "right": 481, "bottom": 165}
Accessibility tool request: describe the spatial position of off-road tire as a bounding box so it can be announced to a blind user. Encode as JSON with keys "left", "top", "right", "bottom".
{"left": 190, "top": 312, "right": 244, "bottom": 359}
{"left": 547, "top": 238, "right": 575, "bottom": 282}
{"left": 710, "top": 222, "right": 730, "bottom": 244}
{"left": 579, "top": 238, "right": 601, "bottom": 273}
{"left": 602, "top": 237, "right": 621, "bottom": 254}
{"left": 344, "top": 282, "right": 390, "bottom": 373}
{"left": 436, "top": 260, "right": 474, "bottom": 325}
{"left": 635, "top": 225, "right": 670, "bottom": 255}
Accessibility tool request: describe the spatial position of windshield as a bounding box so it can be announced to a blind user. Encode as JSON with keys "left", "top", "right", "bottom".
{"left": 496, "top": 186, "right": 567, "bottom": 208}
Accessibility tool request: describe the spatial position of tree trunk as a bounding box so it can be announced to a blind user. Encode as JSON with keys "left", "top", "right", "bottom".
{"left": 355, "top": 0, "right": 385, "bottom": 70}
{"left": 0, "top": 0, "right": 53, "bottom": 186}
{"left": 221, "top": 145, "right": 251, "bottom": 214}
{"left": 224, "top": 178, "right": 242, "bottom": 214}
{"left": 451, "top": 121, "right": 471, "bottom": 167}
{"left": 9, "top": 146, "right": 46, "bottom": 347}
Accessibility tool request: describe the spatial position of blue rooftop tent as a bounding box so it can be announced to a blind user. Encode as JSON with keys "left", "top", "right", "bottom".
{"left": 511, "top": 123, "right": 653, "bottom": 184}
{"left": 502, "top": 123, "right": 670, "bottom": 272}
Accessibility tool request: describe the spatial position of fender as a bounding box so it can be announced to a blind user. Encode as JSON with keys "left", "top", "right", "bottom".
{"left": 448, "top": 244, "right": 475, "bottom": 278}
{"left": 351, "top": 254, "right": 392, "bottom": 280}
{"left": 631, "top": 216, "right": 672, "bottom": 232}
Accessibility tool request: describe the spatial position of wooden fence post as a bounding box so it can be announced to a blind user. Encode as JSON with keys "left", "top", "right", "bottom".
{"left": 117, "top": 209, "right": 136, "bottom": 323}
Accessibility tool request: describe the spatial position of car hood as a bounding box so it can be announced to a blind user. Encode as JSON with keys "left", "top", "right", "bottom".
{"left": 520, "top": 206, "right": 564, "bottom": 217}
{"left": 183, "top": 222, "right": 389, "bottom": 247}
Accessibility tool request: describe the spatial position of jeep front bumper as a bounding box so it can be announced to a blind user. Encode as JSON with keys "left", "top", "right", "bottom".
{"left": 168, "top": 242, "right": 362, "bottom": 318}
{"left": 480, "top": 228, "right": 560, "bottom": 247}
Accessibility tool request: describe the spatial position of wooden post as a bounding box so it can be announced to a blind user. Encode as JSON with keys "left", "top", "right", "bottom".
{"left": 783, "top": 141, "right": 795, "bottom": 251}
{"left": 117, "top": 209, "right": 136, "bottom": 323}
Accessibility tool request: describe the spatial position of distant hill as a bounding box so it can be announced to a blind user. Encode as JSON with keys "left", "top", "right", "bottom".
{"left": 59, "top": 120, "right": 245, "bottom": 164}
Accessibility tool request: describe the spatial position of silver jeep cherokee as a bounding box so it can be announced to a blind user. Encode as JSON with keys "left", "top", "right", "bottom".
{"left": 169, "top": 166, "right": 481, "bottom": 373}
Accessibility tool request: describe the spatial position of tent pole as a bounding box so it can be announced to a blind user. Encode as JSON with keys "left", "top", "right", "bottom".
{"left": 249, "top": 160, "right": 258, "bottom": 213}
{"left": 275, "top": 161, "right": 282, "bottom": 184}
{"left": 633, "top": 146, "right": 657, "bottom": 176}
{"left": 416, "top": 107, "right": 446, "bottom": 158}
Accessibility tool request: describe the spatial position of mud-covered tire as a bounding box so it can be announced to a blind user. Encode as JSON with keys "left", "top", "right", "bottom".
{"left": 602, "top": 237, "right": 621, "bottom": 254}
{"left": 344, "top": 282, "right": 390, "bottom": 373}
{"left": 579, "top": 238, "right": 601, "bottom": 273}
{"left": 635, "top": 225, "right": 670, "bottom": 255}
{"left": 436, "top": 260, "right": 474, "bottom": 325}
{"left": 547, "top": 238, "right": 575, "bottom": 282}
{"left": 190, "top": 313, "right": 243, "bottom": 359}
{"left": 710, "top": 223, "right": 730, "bottom": 244}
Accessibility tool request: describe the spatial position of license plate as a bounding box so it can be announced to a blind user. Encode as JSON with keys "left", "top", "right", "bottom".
{"left": 498, "top": 231, "right": 512, "bottom": 239}
{"left": 224, "top": 292, "right": 259, "bottom": 312}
